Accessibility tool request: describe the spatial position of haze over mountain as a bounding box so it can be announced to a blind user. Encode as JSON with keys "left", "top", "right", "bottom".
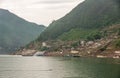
{"left": 0, "top": 9, "right": 46, "bottom": 54}
{"left": 37, "top": 0, "right": 120, "bottom": 41}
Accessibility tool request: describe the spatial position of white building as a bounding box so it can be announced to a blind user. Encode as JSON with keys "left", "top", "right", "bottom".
{"left": 42, "top": 42, "right": 47, "bottom": 47}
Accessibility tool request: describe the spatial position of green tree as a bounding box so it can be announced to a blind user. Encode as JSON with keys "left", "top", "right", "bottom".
{"left": 118, "top": 28, "right": 120, "bottom": 35}
{"left": 40, "top": 47, "right": 49, "bottom": 51}
{"left": 115, "top": 39, "right": 120, "bottom": 48}
{"left": 86, "top": 32, "right": 102, "bottom": 41}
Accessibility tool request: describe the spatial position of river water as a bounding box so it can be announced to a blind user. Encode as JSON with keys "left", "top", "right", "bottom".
{"left": 0, "top": 55, "right": 120, "bottom": 78}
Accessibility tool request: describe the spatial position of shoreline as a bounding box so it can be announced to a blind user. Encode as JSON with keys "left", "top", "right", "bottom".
{"left": 15, "top": 50, "right": 120, "bottom": 59}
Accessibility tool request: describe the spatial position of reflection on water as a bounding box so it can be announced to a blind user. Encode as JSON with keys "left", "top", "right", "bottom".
{"left": 0, "top": 55, "right": 120, "bottom": 78}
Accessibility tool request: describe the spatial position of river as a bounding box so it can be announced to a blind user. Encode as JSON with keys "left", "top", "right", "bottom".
{"left": 0, "top": 55, "right": 120, "bottom": 78}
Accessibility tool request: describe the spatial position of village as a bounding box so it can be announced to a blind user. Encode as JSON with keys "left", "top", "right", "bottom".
{"left": 16, "top": 34, "right": 120, "bottom": 59}
{"left": 15, "top": 25, "right": 120, "bottom": 59}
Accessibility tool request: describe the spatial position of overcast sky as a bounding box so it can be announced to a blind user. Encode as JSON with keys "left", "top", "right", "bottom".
{"left": 0, "top": 0, "right": 84, "bottom": 26}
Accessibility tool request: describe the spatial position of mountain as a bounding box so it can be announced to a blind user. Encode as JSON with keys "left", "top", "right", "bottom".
{"left": 37, "top": 0, "right": 120, "bottom": 41}
{"left": 18, "top": 0, "right": 120, "bottom": 58}
{"left": 0, "top": 9, "right": 46, "bottom": 54}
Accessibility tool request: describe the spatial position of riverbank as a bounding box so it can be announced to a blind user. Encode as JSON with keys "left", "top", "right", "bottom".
{"left": 15, "top": 25, "right": 120, "bottom": 59}
{"left": 15, "top": 48, "right": 120, "bottom": 59}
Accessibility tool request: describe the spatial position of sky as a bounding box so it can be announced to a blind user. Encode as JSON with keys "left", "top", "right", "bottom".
{"left": 0, "top": 0, "right": 84, "bottom": 26}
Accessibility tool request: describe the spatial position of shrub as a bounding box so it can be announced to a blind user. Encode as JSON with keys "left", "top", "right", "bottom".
{"left": 118, "top": 28, "right": 120, "bottom": 35}
{"left": 40, "top": 47, "right": 49, "bottom": 51}
{"left": 86, "top": 32, "right": 102, "bottom": 41}
{"left": 115, "top": 39, "right": 120, "bottom": 48}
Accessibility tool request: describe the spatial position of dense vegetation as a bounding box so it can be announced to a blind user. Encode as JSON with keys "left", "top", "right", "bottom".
{"left": 58, "top": 28, "right": 99, "bottom": 41}
{"left": 0, "top": 9, "right": 46, "bottom": 54}
{"left": 37, "top": 0, "right": 120, "bottom": 41}
{"left": 115, "top": 39, "right": 120, "bottom": 48}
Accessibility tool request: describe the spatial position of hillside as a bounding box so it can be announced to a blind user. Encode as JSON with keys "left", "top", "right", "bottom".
{"left": 38, "top": 0, "right": 120, "bottom": 41}
{"left": 0, "top": 9, "right": 46, "bottom": 54}
{"left": 17, "top": 0, "right": 120, "bottom": 58}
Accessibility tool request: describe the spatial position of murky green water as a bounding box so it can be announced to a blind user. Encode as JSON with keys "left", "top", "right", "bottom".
{"left": 0, "top": 55, "right": 120, "bottom": 78}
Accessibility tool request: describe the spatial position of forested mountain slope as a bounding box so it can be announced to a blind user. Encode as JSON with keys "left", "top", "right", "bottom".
{"left": 0, "top": 9, "right": 46, "bottom": 54}
{"left": 38, "top": 0, "right": 120, "bottom": 41}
